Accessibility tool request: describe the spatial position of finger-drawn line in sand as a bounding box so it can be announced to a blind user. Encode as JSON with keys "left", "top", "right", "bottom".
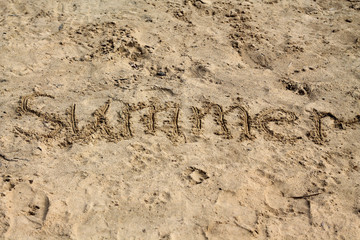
{"left": 255, "top": 108, "right": 301, "bottom": 143}
{"left": 226, "top": 105, "right": 254, "bottom": 141}
{"left": 119, "top": 104, "right": 133, "bottom": 138}
{"left": 213, "top": 104, "right": 231, "bottom": 139}
{"left": 191, "top": 106, "right": 207, "bottom": 134}
{"left": 166, "top": 103, "right": 187, "bottom": 143}
{"left": 66, "top": 104, "right": 79, "bottom": 134}
{"left": 307, "top": 109, "right": 360, "bottom": 144}
{"left": 190, "top": 103, "right": 229, "bottom": 138}
{"left": 191, "top": 103, "right": 254, "bottom": 141}
{"left": 94, "top": 100, "right": 112, "bottom": 137}
{"left": 171, "top": 104, "right": 180, "bottom": 136}
{"left": 12, "top": 93, "right": 360, "bottom": 146}
{"left": 15, "top": 92, "right": 66, "bottom": 141}
{"left": 146, "top": 104, "right": 157, "bottom": 134}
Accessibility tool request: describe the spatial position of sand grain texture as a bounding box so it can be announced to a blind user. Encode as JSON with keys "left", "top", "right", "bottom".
{"left": 0, "top": 0, "right": 360, "bottom": 239}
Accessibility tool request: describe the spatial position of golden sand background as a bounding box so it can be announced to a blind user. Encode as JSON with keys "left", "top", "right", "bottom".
{"left": 0, "top": 0, "right": 360, "bottom": 239}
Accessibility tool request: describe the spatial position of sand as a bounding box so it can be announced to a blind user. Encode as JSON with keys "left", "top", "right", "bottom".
{"left": 0, "top": 0, "right": 360, "bottom": 239}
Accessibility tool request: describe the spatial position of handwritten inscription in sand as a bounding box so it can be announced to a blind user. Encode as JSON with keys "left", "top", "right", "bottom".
{"left": 13, "top": 92, "right": 360, "bottom": 146}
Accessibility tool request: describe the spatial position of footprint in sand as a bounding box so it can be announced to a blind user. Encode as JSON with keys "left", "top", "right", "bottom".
{"left": 4, "top": 182, "right": 50, "bottom": 238}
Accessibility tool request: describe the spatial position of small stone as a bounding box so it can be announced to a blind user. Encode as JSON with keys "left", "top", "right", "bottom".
{"left": 156, "top": 71, "right": 166, "bottom": 76}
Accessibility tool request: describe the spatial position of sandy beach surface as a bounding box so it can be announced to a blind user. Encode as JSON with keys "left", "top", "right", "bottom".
{"left": 0, "top": 0, "right": 360, "bottom": 239}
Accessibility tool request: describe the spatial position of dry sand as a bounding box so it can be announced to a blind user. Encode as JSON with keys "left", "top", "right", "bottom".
{"left": 0, "top": 0, "right": 360, "bottom": 239}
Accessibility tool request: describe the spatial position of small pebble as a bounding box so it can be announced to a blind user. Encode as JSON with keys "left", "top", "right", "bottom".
{"left": 156, "top": 71, "right": 166, "bottom": 76}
